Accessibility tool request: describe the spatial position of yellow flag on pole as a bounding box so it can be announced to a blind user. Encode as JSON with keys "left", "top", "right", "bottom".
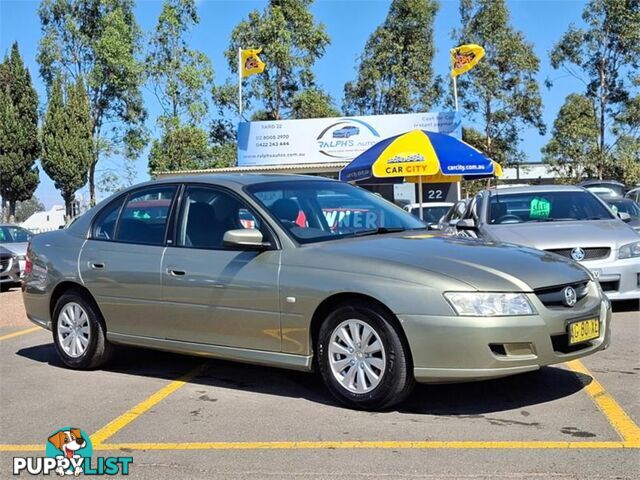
{"left": 240, "top": 48, "right": 265, "bottom": 78}
{"left": 450, "top": 44, "right": 485, "bottom": 77}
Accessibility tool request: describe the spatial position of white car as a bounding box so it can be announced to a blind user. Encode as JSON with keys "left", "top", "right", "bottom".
{"left": 404, "top": 202, "right": 454, "bottom": 228}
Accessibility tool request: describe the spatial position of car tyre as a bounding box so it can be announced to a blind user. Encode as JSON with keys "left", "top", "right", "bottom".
{"left": 52, "top": 290, "right": 112, "bottom": 369}
{"left": 317, "top": 301, "right": 414, "bottom": 410}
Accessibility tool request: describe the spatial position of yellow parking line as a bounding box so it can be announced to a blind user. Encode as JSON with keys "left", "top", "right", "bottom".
{"left": 0, "top": 326, "right": 41, "bottom": 341}
{"left": 90, "top": 363, "right": 206, "bottom": 446}
{"left": 566, "top": 359, "right": 640, "bottom": 443}
{"left": 0, "top": 440, "right": 637, "bottom": 452}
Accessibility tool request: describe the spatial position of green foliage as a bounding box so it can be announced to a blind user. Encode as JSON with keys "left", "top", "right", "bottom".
{"left": 146, "top": 0, "right": 214, "bottom": 126}
{"left": 38, "top": 0, "right": 147, "bottom": 203}
{"left": 542, "top": 94, "right": 600, "bottom": 180}
{"left": 14, "top": 196, "right": 45, "bottom": 223}
{"left": 343, "top": 0, "right": 441, "bottom": 115}
{"left": 224, "top": 0, "right": 331, "bottom": 120}
{"left": 149, "top": 121, "right": 215, "bottom": 173}
{"left": 0, "top": 43, "right": 40, "bottom": 219}
{"left": 455, "top": 0, "right": 545, "bottom": 166}
{"left": 41, "top": 76, "right": 94, "bottom": 218}
{"left": 291, "top": 88, "right": 340, "bottom": 119}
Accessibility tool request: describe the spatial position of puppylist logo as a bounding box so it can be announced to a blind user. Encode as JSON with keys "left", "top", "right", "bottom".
{"left": 13, "top": 427, "right": 133, "bottom": 476}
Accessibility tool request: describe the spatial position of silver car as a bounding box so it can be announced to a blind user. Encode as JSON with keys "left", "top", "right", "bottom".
{"left": 23, "top": 175, "right": 611, "bottom": 410}
{"left": 452, "top": 185, "right": 640, "bottom": 302}
{"left": 0, "top": 223, "right": 33, "bottom": 279}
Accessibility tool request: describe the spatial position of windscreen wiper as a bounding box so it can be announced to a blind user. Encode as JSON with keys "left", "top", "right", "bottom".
{"left": 352, "top": 227, "right": 408, "bottom": 237}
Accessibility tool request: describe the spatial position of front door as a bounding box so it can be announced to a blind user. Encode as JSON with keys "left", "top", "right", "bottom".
{"left": 160, "top": 185, "right": 281, "bottom": 351}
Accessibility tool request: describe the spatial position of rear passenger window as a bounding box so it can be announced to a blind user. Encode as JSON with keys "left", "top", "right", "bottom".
{"left": 93, "top": 197, "right": 125, "bottom": 240}
{"left": 115, "top": 186, "right": 177, "bottom": 245}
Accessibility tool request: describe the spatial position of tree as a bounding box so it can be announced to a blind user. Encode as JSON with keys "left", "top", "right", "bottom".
{"left": 550, "top": 0, "right": 640, "bottom": 177}
{"left": 224, "top": 0, "right": 331, "bottom": 120}
{"left": 542, "top": 94, "right": 600, "bottom": 180}
{"left": 0, "top": 42, "right": 40, "bottom": 219}
{"left": 14, "top": 197, "right": 45, "bottom": 223}
{"left": 343, "top": 0, "right": 441, "bottom": 115}
{"left": 38, "top": 0, "right": 147, "bottom": 204}
{"left": 148, "top": 122, "right": 213, "bottom": 173}
{"left": 146, "top": 0, "right": 215, "bottom": 174}
{"left": 41, "top": 76, "right": 93, "bottom": 218}
{"left": 291, "top": 88, "right": 340, "bottom": 119}
{"left": 146, "top": 0, "right": 213, "bottom": 126}
{"left": 454, "top": 0, "right": 545, "bottom": 166}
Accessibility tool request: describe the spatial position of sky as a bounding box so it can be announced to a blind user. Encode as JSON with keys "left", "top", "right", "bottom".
{"left": 0, "top": 0, "right": 588, "bottom": 209}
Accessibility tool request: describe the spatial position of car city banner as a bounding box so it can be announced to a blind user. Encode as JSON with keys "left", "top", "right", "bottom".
{"left": 237, "top": 111, "right": 462, "bottom": 166}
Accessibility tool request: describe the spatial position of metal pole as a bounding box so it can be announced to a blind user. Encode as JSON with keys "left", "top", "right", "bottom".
{"left": 453, "top": 74, "right": 462, "bottom": 202}
{"left": 238, "top": 47, "right": 242, "bottom": 119}
{"left": 418, "top": 176, "right": 424, "bottom": 221}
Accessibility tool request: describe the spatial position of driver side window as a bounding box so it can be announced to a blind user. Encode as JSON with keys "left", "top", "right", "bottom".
{"left": 177, "top": 186, "right": 267, "bottom": 250}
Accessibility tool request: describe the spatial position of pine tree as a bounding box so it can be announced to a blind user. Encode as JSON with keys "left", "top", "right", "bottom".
{"left": 41, "top": 76, "right": 93, "bottom": 218}
{"left": 0, "top": 42, "right": 40, "bottom": 219}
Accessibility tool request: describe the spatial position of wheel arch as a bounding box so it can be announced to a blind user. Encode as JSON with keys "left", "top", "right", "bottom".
{"left": 309, "top": 292, "right": 413, "bottom": 368}
{"left": 49, "top": 281, "right": 105, "bottom": 329}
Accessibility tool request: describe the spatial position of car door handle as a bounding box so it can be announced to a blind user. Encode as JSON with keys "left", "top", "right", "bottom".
{"left": 166, "top": 268, "right": 186, "bottom": 277}
{"left": 89, "top": 262, "right": 105, "bottom": 270}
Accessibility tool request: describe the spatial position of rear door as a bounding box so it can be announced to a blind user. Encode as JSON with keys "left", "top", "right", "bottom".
{"left": 79, "top": 185, "right": 178, "bottom": 337}
{"left": 160, "top": 184, "right": 281, "bottom": 351}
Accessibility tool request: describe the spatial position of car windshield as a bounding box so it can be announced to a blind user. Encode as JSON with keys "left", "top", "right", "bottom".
{"left": 409, "top": 206, "right": 451, "bottom": 224}
{"left": 0, "top": 226, "right": 32, "bottom": 243}
{"left": 247, "top": 180, "right": 425, "bottom": 244}
{"left": 607, "top": 199, "right": 640, "bottom": 218}
{"left": 489, "top": 191, "right": 615, "bottom": 224}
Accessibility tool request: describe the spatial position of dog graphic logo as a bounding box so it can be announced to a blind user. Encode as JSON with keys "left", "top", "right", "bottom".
{"left": 453, "top": 50, "right": 476, "bottom": 70}
{"left": 46, "top": 427, "right": 92, "bottom": 476}
{"left": 244, "top": 56, "right": 260, "bottom": 70}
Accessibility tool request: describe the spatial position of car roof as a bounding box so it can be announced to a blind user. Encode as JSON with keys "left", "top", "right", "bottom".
{"left": 579, "top": 179, "right": 626, "bottom": 187}
{"left": 147, "top": 173, "right": 335, "bottom": 187}
{"left": 407, "top": 202, "right": 453, "bottom": 208}
{"left": 488, "top": 184, "right": 585, "bottom": 196}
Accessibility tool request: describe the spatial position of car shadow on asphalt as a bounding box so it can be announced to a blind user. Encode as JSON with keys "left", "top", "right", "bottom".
{"left": 17, "top": 342, "right": 591, "bottom": 415}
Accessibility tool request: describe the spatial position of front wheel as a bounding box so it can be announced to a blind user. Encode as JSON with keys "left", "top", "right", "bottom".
{"left": 52, "top": 290, "right": 112, "bottom": 369}
{"left": 317, "top": 302, "right": 414, "bottom": 410}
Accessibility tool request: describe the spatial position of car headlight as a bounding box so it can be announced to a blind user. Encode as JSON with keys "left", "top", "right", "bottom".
{"left": 444, "top": 292, "right": 536, "bottom": 316}
{"left": 618, "top": 241, "right": 640, "bottom": 259}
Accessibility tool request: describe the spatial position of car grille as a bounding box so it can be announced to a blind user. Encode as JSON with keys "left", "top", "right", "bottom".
{"left": 546, "top": 247, "right": 610, "bottom": 260}
{"left": 534, "top": 281, "right": 589, "bottom": 308}
{"left": 0, "top": 257, "right": 11, "bottom": 273}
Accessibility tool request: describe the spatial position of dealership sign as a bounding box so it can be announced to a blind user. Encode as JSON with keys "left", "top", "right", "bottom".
{"left": 237, "top": 111, "right": 461, "bottom": 166}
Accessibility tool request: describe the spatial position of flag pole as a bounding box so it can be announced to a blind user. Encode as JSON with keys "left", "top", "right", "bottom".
{"left": 238, "top": 47, "right": 242, "bottom": 119}
{"left": 452, "top": 74, "right": 461, "bottom": 200}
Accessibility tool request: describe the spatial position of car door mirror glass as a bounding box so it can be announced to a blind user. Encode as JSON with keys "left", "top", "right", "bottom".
{"left": 618, "top": 211, "right": 631, "bottom": 222}
{"left": 223, "top": 229, "right": 271, "bottom": 250}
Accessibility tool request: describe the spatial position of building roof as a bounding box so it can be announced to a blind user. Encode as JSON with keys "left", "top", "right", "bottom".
{"left": 154, "top": 161, "right": 349, "bottom": 178}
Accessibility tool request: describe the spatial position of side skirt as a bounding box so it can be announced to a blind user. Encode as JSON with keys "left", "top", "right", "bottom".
{"left": 107, "top": 332, "right": 313, "bottom": 372}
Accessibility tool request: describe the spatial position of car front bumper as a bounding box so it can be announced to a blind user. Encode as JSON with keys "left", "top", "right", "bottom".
{"left": 582, "top": 257, "right": 640, "bottom": 301}
{"left": 0, "top": 257, "right": 21, "bottom": 284}
{"left": 399, "top": 289, "right": 611, "bottom": 384}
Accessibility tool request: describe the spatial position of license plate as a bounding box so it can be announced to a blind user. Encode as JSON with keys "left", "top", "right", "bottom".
{"left": 568, "top": 319, "right": 600, "bottom": 345}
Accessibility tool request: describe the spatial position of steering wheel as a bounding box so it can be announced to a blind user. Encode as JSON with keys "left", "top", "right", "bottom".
{"left": 496, "top": 214, "right": 522, "bottom": 224}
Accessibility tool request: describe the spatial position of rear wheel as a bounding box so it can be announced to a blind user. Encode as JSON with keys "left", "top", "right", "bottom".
{"left": 317, "top": 301, "right": 414, "bottom": 410}
{"left": 52, "top": 290, "right": 112, "bottom": 369}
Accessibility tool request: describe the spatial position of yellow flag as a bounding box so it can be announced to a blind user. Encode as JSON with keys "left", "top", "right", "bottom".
{"left": 241, "top": 48, "right": 265, "bottom": 78}
{"left": 450, "top": 44, "right": 485, "bottom": 77}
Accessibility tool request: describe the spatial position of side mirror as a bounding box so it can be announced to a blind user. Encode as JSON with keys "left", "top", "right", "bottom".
{"left": 456, "top": 218, "right": 477, "bottom": 230}
{"left": 223, "top": 229, "right": 271, "bottom": 250}
{"left": 618, "top": 211, "right": 631, "bottom": 222}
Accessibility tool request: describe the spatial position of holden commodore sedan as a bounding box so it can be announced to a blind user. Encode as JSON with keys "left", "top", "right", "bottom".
{"left": 23, "top": 175, "right": 611, "bottom": 410}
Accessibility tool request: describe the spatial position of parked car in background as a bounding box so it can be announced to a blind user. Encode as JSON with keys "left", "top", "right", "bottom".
{"left": 602, "top": 197, "right": 640, "bottom": 232}
{"left": 0, "top": 245, "right": 21, "bottom": 290}
{"left": 450, "top": 185, "right": 640, "bottom": 302}
{"left": 23, "top": 175, "right": 611, "bottom": 410}
{"left": 404, "top": 202, "right": 453, "bottom": 228}
{"left": 0, "top": 223, "right": 33, "bottom": 279}
{"left": 437, "top": 199, "right": 469, "bottom": 235}
{"left": 626, "top": 187, "right": 640, "bottom": 203}
{"left": 579, "top": 179, "right": 627, "bottom": 198}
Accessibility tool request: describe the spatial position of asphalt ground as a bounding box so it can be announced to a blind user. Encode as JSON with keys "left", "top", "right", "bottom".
{"left": 0, "top": 287, "right": 638, "bottom": 479}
